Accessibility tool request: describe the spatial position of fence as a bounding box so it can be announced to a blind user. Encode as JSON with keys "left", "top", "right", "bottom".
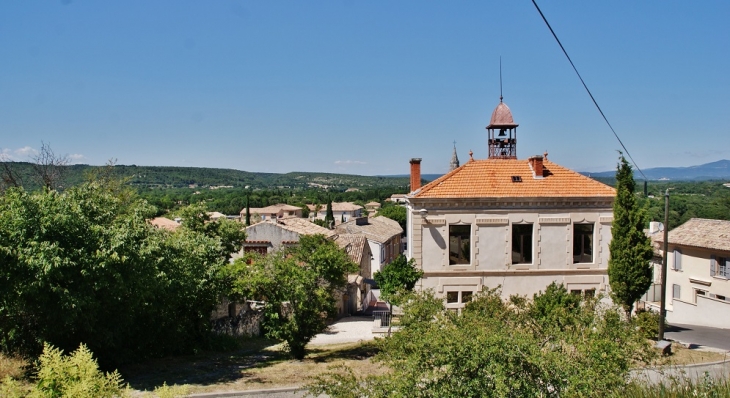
{"left": 372, "top": 310, "right": 392, "bottom": 328}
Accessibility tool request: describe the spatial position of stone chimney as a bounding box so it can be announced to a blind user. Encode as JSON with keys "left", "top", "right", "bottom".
{"left": 410, "top": 158, "right": 422, "bottom": 192}
{"left": 529, "top": 155, "right": 544, "bottom": 178}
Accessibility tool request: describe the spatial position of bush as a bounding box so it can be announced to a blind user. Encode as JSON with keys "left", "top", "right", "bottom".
{"left": 31, "top": 343, "right": 128, "bottom": 398}
{"left": 633, "top": 309, "right": 660, "bottom": 340}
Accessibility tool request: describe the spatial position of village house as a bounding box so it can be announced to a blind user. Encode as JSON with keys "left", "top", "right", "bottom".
{"left": 308, "top": 202, "right": 364, "bottom": 225}
{"left": 648, "top": 218, "right": 730, "bottom": 328}
{"left": 237, "top": 217, "right": 373, "bottom": 315}
{"left": 335, "top": 216, "right": 403, "bottom": 278}
{"left": 405, "top": 98, "right": 616, "bottom": 310}
{"left": 241, "top": 203, "right": 303, "bottom": 222}
{"left": 149, "top": 216, "right": 180, "bottom": 231}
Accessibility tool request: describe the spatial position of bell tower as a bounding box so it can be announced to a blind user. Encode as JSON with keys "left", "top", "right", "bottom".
{"left": 486, "top": 97, "right": 518, "bottom": 159}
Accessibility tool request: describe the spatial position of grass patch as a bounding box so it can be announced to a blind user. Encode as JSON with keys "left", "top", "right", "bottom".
{"left": 653, "top": 343, "right": 728, "bottom": 367}
{"left": 119, "top": 338, "right": 383, "bottom": 394}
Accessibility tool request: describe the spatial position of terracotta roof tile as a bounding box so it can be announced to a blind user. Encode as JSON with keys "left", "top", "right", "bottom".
{"left": 412, "top": 158, "right": 615, "bottom": 199}
{"left": 335, "top": 234, "right": 369, "bottom": 264}
{"left": 656, "top": 218, "right": 730, "bottom": 252}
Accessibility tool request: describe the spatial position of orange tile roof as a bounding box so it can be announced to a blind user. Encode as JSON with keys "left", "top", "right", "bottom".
{"left": 412, "top": 158, "right": 615, "bottom": 199}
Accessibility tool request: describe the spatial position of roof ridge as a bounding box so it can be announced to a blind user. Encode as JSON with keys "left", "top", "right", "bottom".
{"left": 413, "top": 161, "right": 469, "bottom": 197}
{"left": 543, "top": 160, "right": 615, "bottom": 193}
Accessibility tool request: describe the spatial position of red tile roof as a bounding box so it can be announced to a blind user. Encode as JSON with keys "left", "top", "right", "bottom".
{"left": 412, "top": 158, "right": 615, "bottom": 199}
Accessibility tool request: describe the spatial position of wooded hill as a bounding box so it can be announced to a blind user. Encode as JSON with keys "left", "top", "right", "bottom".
{"left": 1, "top": 162, "right": 413, "bottom": 191}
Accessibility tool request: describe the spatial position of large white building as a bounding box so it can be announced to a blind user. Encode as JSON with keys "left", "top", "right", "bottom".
{"left": 405, "top": 99, "right": 617, "bottom": 309}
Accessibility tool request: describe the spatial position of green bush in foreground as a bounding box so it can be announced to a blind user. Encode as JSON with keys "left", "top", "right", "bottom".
{"left": 308, "top": 287, "right": 655, "bottom": 397}
{"left": 0, "top": 343, "right": 188, "bottom": 398}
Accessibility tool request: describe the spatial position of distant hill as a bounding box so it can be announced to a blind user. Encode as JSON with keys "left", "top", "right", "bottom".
{"left": 0, "top": 162, "right": 412, "bottom": 191}
{"left": 582, "top": 160, "right": 730, "bottom": 181}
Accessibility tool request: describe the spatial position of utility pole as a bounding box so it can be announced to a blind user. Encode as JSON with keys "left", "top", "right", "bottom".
{"left": 658, "top": 189, "right": 670, "bottom": 341}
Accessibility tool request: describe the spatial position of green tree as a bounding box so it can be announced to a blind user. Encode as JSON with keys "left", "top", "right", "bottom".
{"left": 608, "top": 155, "right": 654, "bottom": 318}
{"left": 373, "top": 255, "right": 423, "bottom": 306}
{"left": 324, "top": 199, "right": 334, "bottom": 228}
{"left": 225, "top": 234, "right": 356, "bottom": 359}
{"left": 377, "top": 203, "right": 407, "bottom": 232}
{"left": 245, "top": 195, "right": 251, "bottom": 226}
{"left": 0, "top": 183, "right": 229, "bottom": 365}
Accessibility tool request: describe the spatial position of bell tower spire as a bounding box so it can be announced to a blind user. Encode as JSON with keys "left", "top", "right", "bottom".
{"left": 449, "top": 141, "right": 460, "bottom": 171}
{"left": 487, "top": 58, "right": 518, "bottom": 159}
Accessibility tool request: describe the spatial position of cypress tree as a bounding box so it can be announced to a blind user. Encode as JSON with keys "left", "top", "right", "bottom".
{"left": 608, "top": 155, "right": 654, "bottom": 318}
{"left": 245, "top": 195, "right": 251, "bottom": 226}
{"left": 324, "top": 199, "right": 334, "bottom": 228}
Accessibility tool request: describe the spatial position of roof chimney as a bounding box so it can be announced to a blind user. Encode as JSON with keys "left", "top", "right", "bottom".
{"left": 410, "top": 158, "right": 422, "bottom": 192}
{"left": 528, "top": 155, "right": 544, "bottom": 178}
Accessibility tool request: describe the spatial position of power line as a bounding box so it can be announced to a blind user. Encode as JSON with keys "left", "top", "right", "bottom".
{"left": 530, "top": 0, "right": 647, "bottom": 181}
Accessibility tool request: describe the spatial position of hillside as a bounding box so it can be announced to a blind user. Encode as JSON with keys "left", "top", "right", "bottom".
{"left": 584, "top": 160, "right": 730, "bottom": 181}
{"left": 1, "top": 162, "right": 413, "bottom": 191}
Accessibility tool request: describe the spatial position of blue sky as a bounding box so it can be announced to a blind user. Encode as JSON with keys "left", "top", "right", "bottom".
{"left": 1, "top": 1, "right": 729, "bottom": 175}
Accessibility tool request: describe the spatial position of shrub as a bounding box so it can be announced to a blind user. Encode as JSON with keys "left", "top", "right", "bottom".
{"left": 31, "top": 343, "right": 129, "bottom": 398}
{"left": 633, "top": 309, "right": 660, "bottom": 340}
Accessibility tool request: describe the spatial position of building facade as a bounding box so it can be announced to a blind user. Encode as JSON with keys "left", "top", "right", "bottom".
{"left": 406, "top": 99, "right": 616, "bottom": 309}
{"left": 650, "top": 218, "right": 730, "bottom": 328}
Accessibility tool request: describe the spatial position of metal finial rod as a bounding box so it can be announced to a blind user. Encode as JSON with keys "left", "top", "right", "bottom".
{"left": 499, "top": 56, "right": 503, "bottom": 102}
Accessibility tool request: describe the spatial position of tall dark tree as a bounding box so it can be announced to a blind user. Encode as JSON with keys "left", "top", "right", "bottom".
{"left": 245, "top": 195, "right": 251, "bottom": 226}
{"left": 608, "top": 155, "right": 654, "bottom": 318}
{"left": 324, "top": 198, "right": 334, "bottom": 228}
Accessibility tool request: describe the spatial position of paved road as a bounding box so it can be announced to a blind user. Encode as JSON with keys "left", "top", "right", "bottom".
{"left": 665, "top": 323, "right": 730, "bottom": 351}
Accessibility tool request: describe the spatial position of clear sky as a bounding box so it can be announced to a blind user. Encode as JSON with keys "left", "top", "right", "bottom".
{"left": 1, "top": 1, "right": 729, "bottom": 176}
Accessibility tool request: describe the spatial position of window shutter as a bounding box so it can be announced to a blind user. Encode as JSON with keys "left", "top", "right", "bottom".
{"left": 675, "top": 249, "right": 682, "bottom": 270}
{"left": 672, "top": 284, "right": 681, "bottom": 299}
{"left": 711, "top": 255, "right": 716, "bottom": 277}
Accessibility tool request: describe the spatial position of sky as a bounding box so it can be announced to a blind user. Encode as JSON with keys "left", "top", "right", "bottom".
{"left": 1, "top": 1, "right": 729, "bottom": 176}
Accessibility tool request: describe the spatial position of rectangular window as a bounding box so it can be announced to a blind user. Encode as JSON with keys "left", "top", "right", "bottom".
{"left": 512, "top": 224, "right": 533, "bottom": 264}
{"left": 461, "top": 291, "right": 473, "bottom": 303}
{"left": 573, "top": 223, "right": 594, "bottom": 263}
{"left": 719, "top": 257, "right": 729, "bottom": 278}
{"left": 673, "top": 249, "right": 682, "bottom": 270}
{"left": 446, "top": 291, "right": 459, "bottom": 303}
{"left": 449, "top": 225, "right": 471, "bottom": 265}
{"left": 672, "top": 284, "right": 681, "bottom": 299}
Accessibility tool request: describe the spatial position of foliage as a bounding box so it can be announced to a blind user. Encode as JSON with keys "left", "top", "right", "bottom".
{"left": 376, "top": 203, "right": 407, "bottom": 232}
{"left": 633, "top": 309, "right": 661, "bottom": 340}
{"left": 178, "top": 203, "right": 246, "bottom": 260}
{"left": 324, "top": 199, "right": 334, "bottom": 228}
{"left": 373, "top": 255, "right": 423, "bottom": 306}
{"left": 608, "top": 155, "right": 654, "bottom": 318}
{"left": 308, "top": 288, "right": 654, "bottom": 397}
{"left": 530, "top": 282, "right": 582, "bottom": 329}
{"left": 31, "top": 343, "right": 129, "bottom": 398}
{"left": 225, "top": 234, "right": 357, "bottom": 359}
{"left": 0, "top": 183, "right": 231, "bottom": 366}
{"left": 622, "top": 372, "right": 730, "bottom": 398}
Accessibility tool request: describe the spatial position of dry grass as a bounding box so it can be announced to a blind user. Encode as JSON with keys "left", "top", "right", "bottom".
{"left": 653, "top": 342, "right": 728, "bottom": 367}
{"left": 120, "top": 339, "right": 385, "bottom": 394}
{"left": 0, "top": 352, "right": 28, "bottom": 380}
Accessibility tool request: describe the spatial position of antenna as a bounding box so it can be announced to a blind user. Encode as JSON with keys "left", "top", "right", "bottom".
{"left": 499, "top": 56, "right": 503, "bottom": 102}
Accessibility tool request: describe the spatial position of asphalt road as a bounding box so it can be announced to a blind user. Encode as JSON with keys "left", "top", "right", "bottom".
{"left": 665, "top": 323, "right": 730, "bottom": 351}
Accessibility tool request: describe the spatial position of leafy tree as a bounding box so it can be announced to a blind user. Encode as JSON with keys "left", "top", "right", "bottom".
{"left": 608, "top": 155, "right": 654, "bottom": 318}
{"left": 245, "top": 195, "right": 251, "bottom": 226}
{"left": 373, "top": 255, "right": 423, "bottom": 306}
{"left": 377, "top": 203, "right": 407, "bottom": 232}
{"left": 309, "top": 288, "right": 653, "bottom": 397}
{"left": 178, "top": 203, "right": 246, "bottom": 260}
{"left": 225, "top": 234, "right": 357, "bottom": 359}
{"left": 530, "top": 282, "right": 582, "bottom": 329}
{"left": 0, "top": 182, "right": 230, "bottom": 366}
{"left": 324, "top": 199, "right": 334, "bottom": 228}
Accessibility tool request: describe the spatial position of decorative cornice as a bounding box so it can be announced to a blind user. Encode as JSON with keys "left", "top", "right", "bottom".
{"left": 408, "top": 197, "right": 613, "bottom": 211}
{"left": 599, "top": 216, "right": 613, "bottom": 224}
{"left": 424, "top": 217, "right": 446, "bottom": 225}
{"left": 538, "top": 217, "right": 570, "bottom": 224}
{"left": 423, "top": 269, "right": 608, "bottom": 278}
{"left": 475, "top": 218, "right": 509, "bottom": 225}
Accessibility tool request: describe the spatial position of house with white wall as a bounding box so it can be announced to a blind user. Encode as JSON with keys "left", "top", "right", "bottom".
{"left": 650, "top": 218, "right": 730, "bottom": 328}
{"left": 335, "top": 216, "right": 403, "bottom": 279}
{"left": 309, "top": 202, "right": 364, "bottom": 225}
{"left": 241, "top": 203, "right": 303, "bottom": 222}
{"left": 405, "top": 99, "right": 616, "bottom": 310}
